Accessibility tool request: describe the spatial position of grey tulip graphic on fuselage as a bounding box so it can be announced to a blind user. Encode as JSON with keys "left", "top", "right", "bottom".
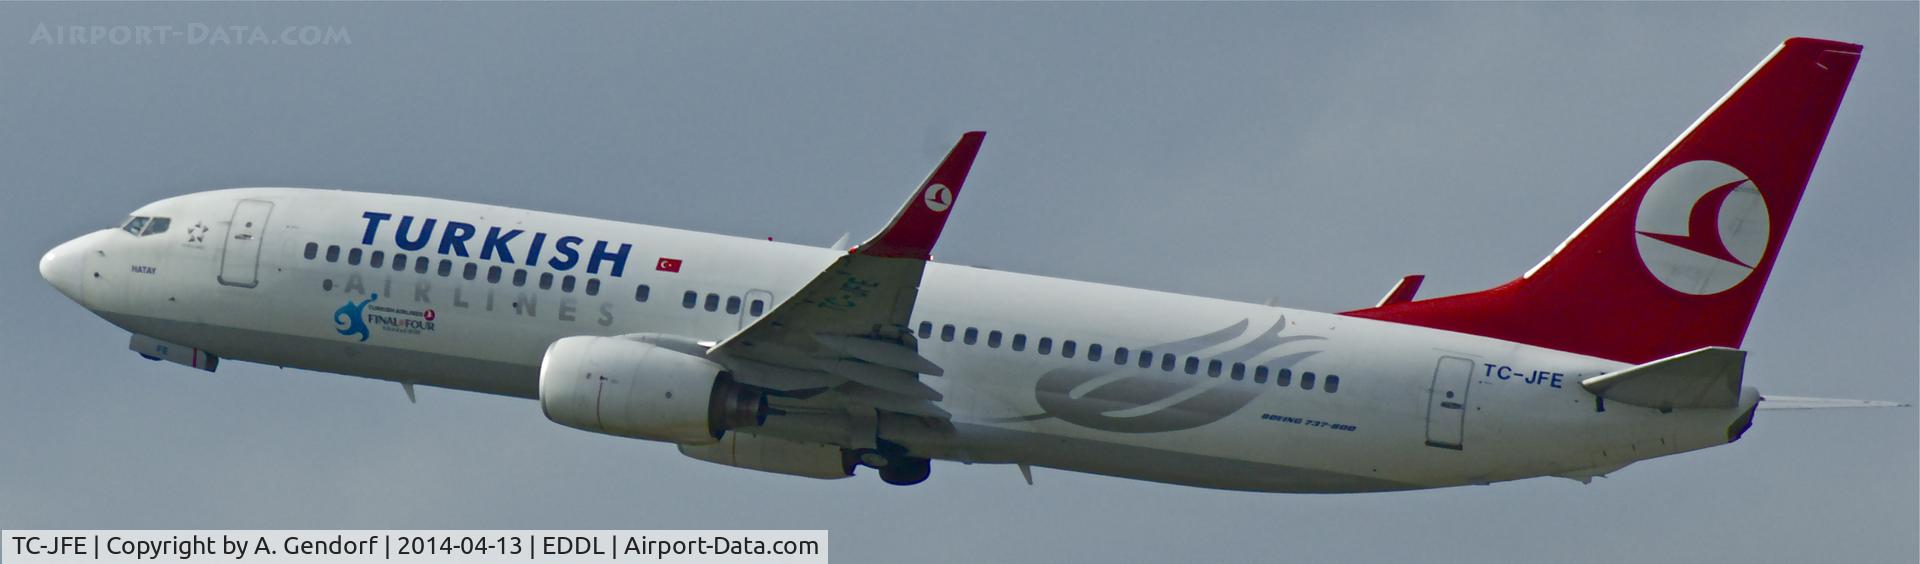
{"left": 1020, "top": 316, "right": 1325, "bottom": 433}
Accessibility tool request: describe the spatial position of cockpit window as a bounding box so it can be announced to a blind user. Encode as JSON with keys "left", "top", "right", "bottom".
{"left": 120, "top": 216, "right": 172, "bottom": 236}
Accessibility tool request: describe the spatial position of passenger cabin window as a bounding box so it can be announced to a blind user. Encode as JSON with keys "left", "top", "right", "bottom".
{"left": 703, "top": 293, "right": 719, "bottom": 312}
{"left": 437, "top": 260, "right": 453, "bottom": 277}
{"left": 1184, "top": 357, "right": 1200, "bottom": 375}
{"left": 513, "top": 269, "right": 528, "bottom": 287}
{"left": 1061, "top": 340, "right": 1077, "bottom": 359}
{"left": 1137, "top": 349, "right": 1153, "bottom": 368}
{"left": 539, "top": 272, "right": 554, "bottom": 290}
{"left": 682, "top": 291, "right": 698, "bottom": 309}
{"left": 487, "top": 266, "right": 502, "bottom": 283}
{"left": 963, "top": 328, "right": 978, "bottom": 345}
{"left": 303, "top": 243, "right": 318, "bottom": 260}
{"left": 750, "top": 299, "right": 766, "bottom": 316}
{"left": 585, "top": 278, "right": 600, "bottom": 296}
{"left": 463, "top": 263, "right": 478, "bottom": 280}
{"left": 987, "top": 330, "right": 1003, "bottom": 348}
{"left": 1011, "top": 334, "right": 1027, "bottom": 351}
{"left": 414, "top": 257, "right": 429, "bottom": 274}
{"left": 1085, "top": 343, "right": 1100, "bottom": 362}
{"left": 725, "top": 296, "right": 741, "bottom": 314}
{"left": 1162, "top": 353, "right": 1176, "bottom": 371}
{"left": 1325, "top": 375, "right": 1340, "bottom": 393}
{"left": 392, "top": 253, "right": 408, "bottom": 271}
{"left": 634, "top": 284, "right": 651, "bottom": 302}
{"left": 918, "top": 322, "right": 933, "bottom": 339}
{"left": 1301, "top": 372, "right": 1317, "bottom": 390}
{"left": 347, "top": 248, "right": 362, "bottom": 266}
{"left": 1114, "top": 347, "right": 1128, "bottom": 365}
{"left": 325, "top": 245, "right": 341, "bottom": 262}
{"left": 1254, "top": 366, "right": 1270, "bottom": 384}
{"left": 1037, "top": 338, "right": 1053, "bottom": 355}
{"left": 1207, "top": 360, "right": 1223, "bottom": 378}
{"left": 371, "top": 250, "right": 385, "bottom": 269}
{"left": 561, "top": 275, "right": 576, "bottom": 293}
{"left": 1276, "top": 368, "right": 1293, "bottom": 387}
{"left": 941, "top": 325, "right": 956, "bottom": 342}
{"left": 1231, "top": 363, "right": 1246, "bottom": 381}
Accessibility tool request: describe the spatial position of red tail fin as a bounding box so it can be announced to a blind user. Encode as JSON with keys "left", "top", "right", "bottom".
{"left": 1344, "top": 38, "right": 1861, "bottom": 364}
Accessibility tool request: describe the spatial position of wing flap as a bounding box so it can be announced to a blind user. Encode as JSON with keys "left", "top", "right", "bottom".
{"left": 808, "top": 357, "right": 943, "bottom": 402}
{"left": 719, "top": 355, "right": 842, "bottom": 392}
{"left": 834, "top": 383, "right": 952, "bottom": 418}
{"left": 812, "top": 333, "right": 944, "bottom": 376}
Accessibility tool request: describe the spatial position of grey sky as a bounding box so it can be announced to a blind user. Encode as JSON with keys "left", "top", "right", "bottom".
{"left": 2, "top": 3, "right": 1913, "bottom": 563}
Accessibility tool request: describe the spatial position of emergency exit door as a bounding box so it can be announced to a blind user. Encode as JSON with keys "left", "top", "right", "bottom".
{"left": 1425, "top": 356, "right": 1474, "bottom": 450}
{"left": 218, "top": 200, "right": 274, "bottom": 288}
{"left": 740, "top": 289, "right": 774, "bottom": 329}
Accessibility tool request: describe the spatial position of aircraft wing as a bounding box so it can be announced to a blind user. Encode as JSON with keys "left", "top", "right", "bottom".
{"left": 705, "top": 132, "right": 986, "bottom": 419}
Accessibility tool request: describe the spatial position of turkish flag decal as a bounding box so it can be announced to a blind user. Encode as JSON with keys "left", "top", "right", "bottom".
{"left": 656, "top": 257, "right": 683, "bottom": 272}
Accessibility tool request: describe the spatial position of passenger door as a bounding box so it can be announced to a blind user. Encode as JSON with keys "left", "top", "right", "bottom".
{"left": 1425, "top": 356, "right": 1473, "bottom": 450}
{"left": 218, "top": 200, "right": 274, "bottom": 288}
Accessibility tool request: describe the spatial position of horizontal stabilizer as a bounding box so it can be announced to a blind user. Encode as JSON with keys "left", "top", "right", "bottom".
{"left": 1759, "top": 395, "right": 1910, "bottom": 410}
{"left": 1581, "top": 347, "right": 1745, "bottom": 410}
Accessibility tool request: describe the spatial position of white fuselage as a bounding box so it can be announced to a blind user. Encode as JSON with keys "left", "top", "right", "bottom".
{"left": 45, "top": 188, "right": 1757, "bottom": 492}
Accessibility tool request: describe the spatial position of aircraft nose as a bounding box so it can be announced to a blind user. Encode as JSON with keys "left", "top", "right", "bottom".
{"left": 40, "top": 236, "right": 86, "bottom": 302}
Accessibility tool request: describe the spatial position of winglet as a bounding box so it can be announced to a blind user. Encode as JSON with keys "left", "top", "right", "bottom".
{"left": 1375, "top": 275, "right": 1425, "bottom": 307}
{"left": 855, "top": 131, "right": 986, "bottom": 260}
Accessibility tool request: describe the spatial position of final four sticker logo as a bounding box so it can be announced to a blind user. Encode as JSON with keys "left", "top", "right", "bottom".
{"left": 333, "top": 292, "right": 438, "bottom": 341}
{"left": 1633, "top": 160, "right": 1771, "bottom": 295}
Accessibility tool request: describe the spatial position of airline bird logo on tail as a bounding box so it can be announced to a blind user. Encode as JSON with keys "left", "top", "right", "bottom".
{"left": 1633, "top": 160, "right": 1772, "bottom": 295}
{"left": 923, "top": 183, "right": 953, "bottom": 213}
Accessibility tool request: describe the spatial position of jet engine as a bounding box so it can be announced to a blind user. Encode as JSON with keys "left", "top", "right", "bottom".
{"left": 679, "top": 432, "right": 855, "bottom": 480}
{"left": 538, "top": 336, "right": 765, "bottom": 445}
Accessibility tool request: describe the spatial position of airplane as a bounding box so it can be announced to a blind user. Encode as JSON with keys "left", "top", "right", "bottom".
{"left": 38, "top": 37, "right": 1903, "bottom": 491}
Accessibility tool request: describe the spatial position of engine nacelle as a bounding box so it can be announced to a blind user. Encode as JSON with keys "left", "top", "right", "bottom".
{"left": 679, "top": 432, "right": 855, "bottom": 480}
{"left": 539, "top": 336, "right": 765, "bottom": 445}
